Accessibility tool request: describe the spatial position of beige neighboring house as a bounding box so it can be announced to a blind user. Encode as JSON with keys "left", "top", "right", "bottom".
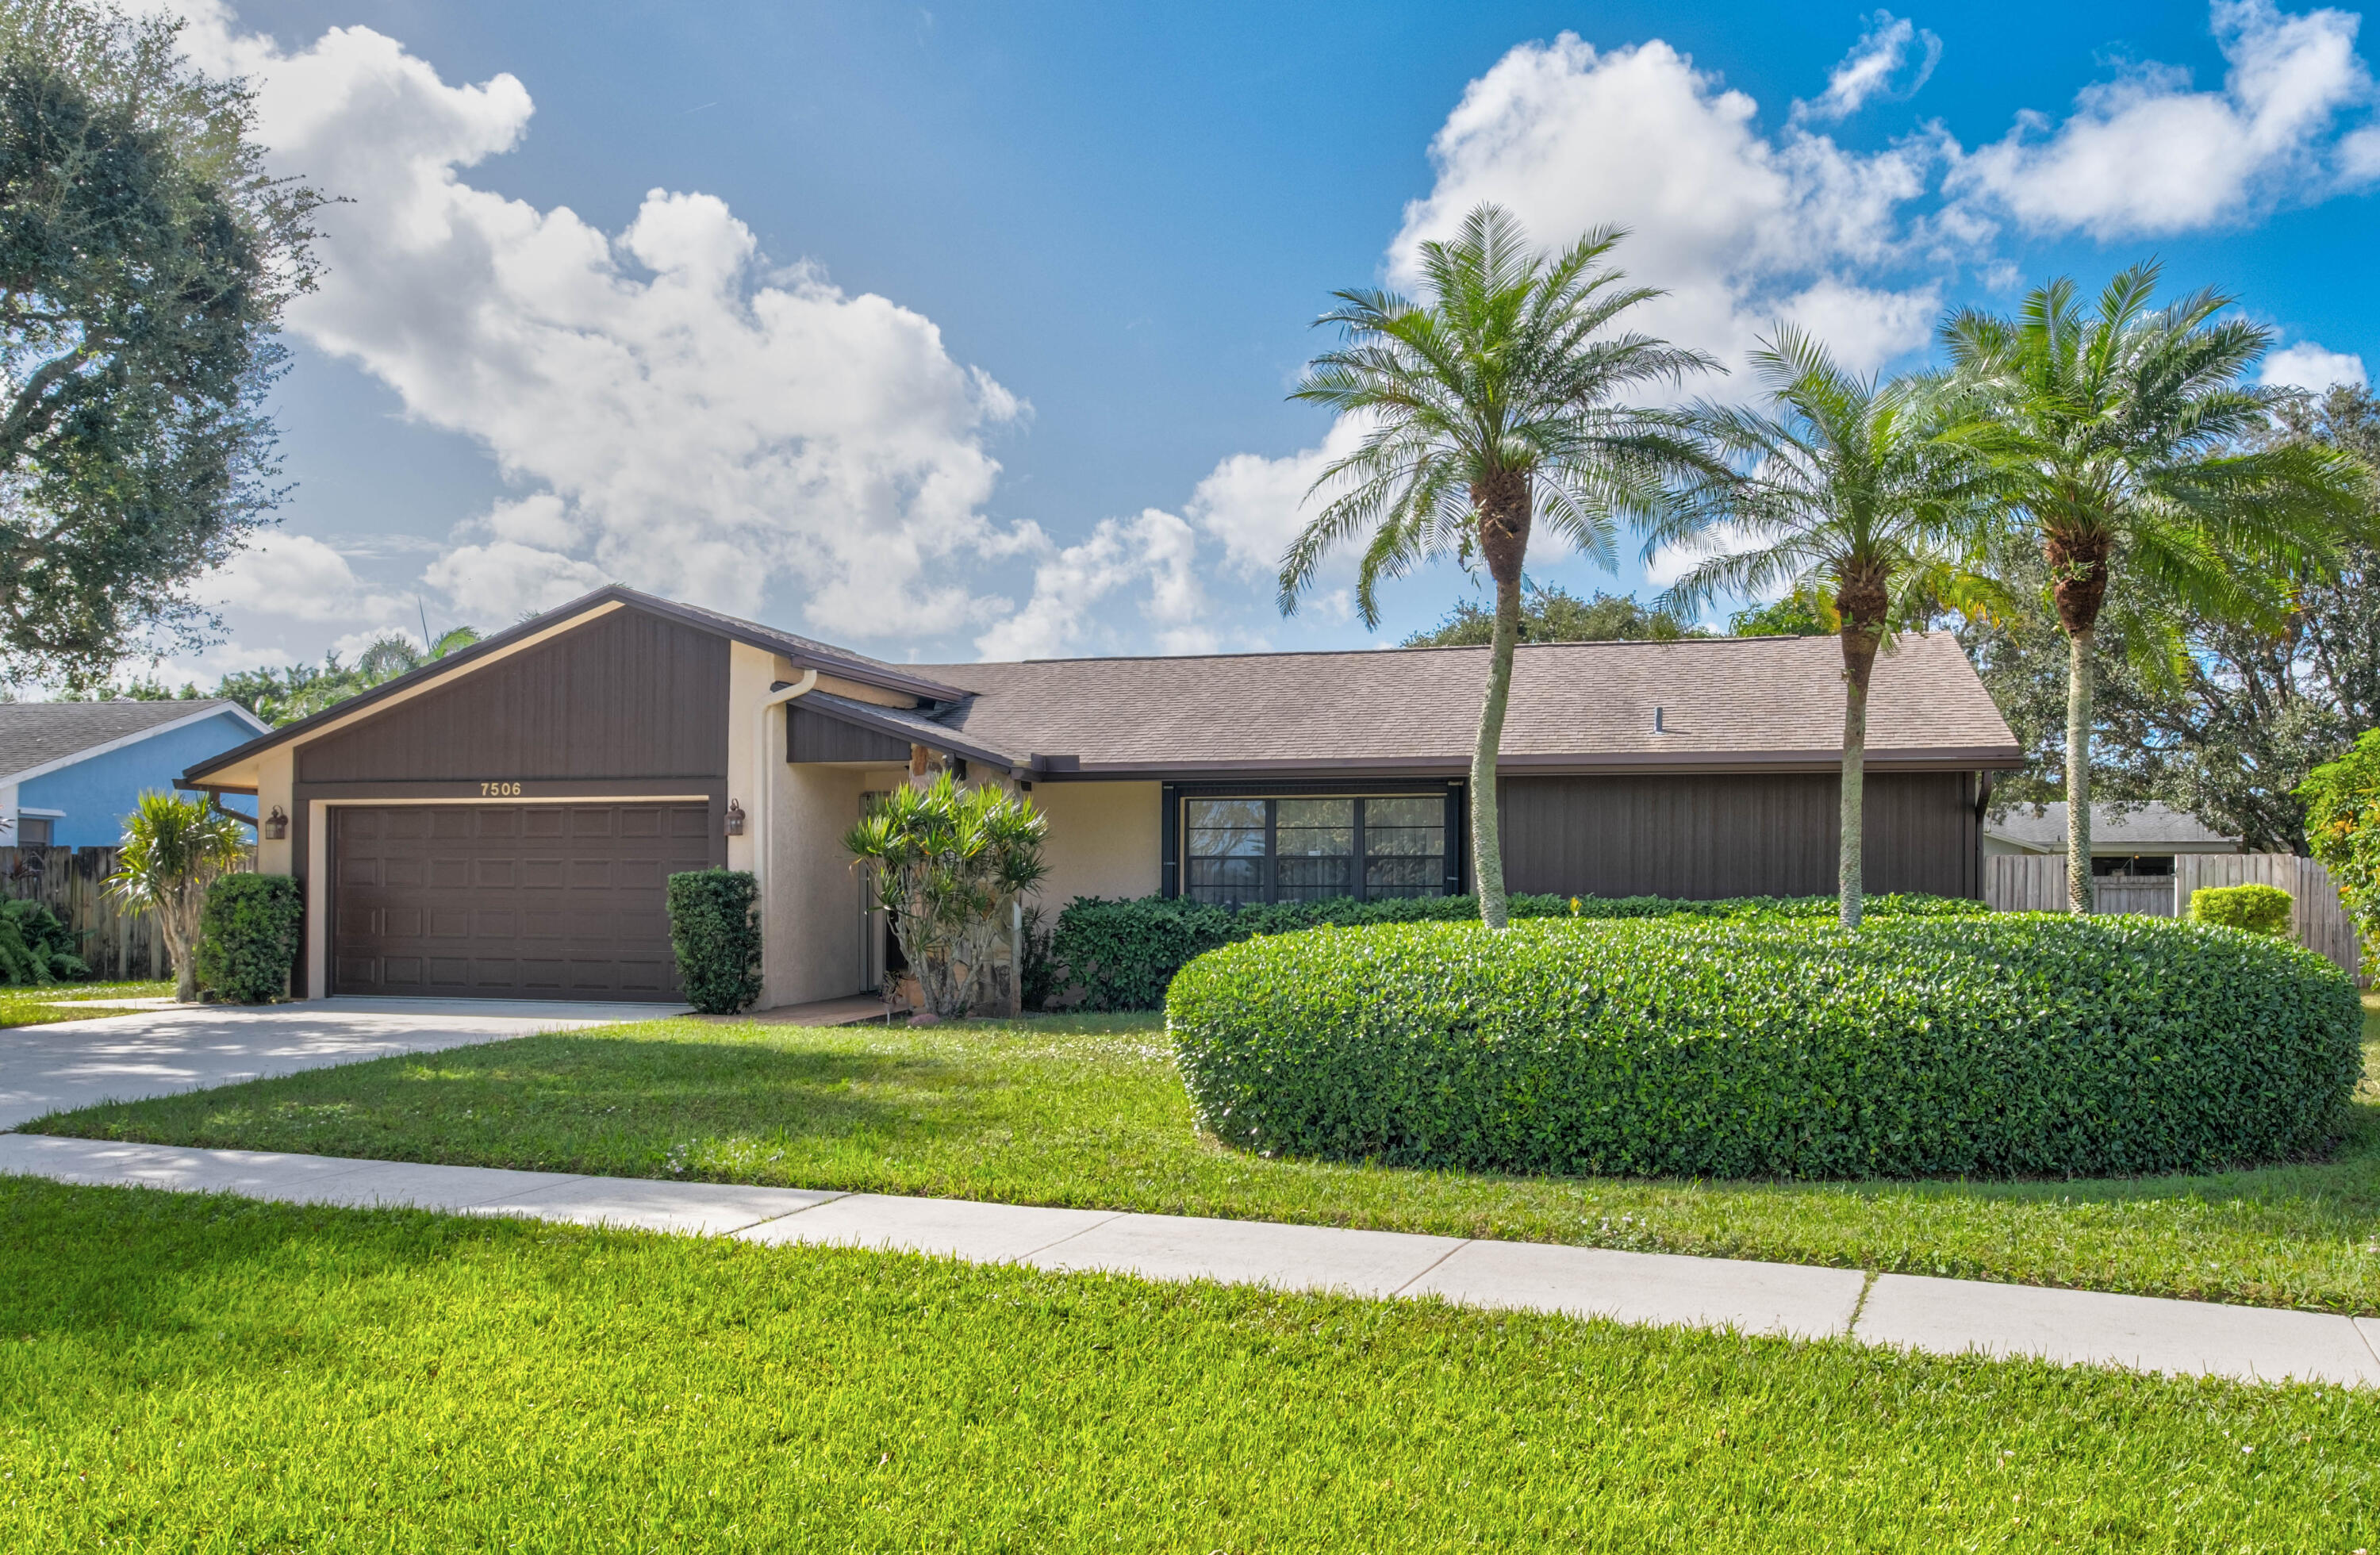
{"left": 1983, "top": 801, "right": 2242, "bottom": 878}
{"left": 175, "top": 586, "right": 2020, "bottom": 1009}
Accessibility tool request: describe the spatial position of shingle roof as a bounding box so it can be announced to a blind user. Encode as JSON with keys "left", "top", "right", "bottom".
{"left": 1985, "top": 801, "right": 2237, "bottom": 851}
{"left": 897, "top": 631, "right": 2018, "bottom": 774}
{"left": 0, "top": 700, "right": 254, "bottom": 782}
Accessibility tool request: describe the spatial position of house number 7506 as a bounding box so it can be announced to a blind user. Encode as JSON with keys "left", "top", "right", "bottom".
{"left": 480, "top": 781, "right": 523, "bottom": 797}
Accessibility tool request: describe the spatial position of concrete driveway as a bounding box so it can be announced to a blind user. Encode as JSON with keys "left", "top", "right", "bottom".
{"left": 0, "top": 997, "right": 685, "bottom": 1130}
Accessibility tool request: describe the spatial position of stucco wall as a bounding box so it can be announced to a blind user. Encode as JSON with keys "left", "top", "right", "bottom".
{"left": 765, "top": 760, "right": 880, "bottom": 1006}
{"left": 1033, "top": 781, "right": 1160, "bottom": 907}
{"left": 19, "top": 709, "right": 264, "bottom": 846}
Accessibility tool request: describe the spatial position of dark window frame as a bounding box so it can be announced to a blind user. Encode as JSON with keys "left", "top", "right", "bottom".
{"left": 1163, "top": 780, "right": 1465, "bottom": 904}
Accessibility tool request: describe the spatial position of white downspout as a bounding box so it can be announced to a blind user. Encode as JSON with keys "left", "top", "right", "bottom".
{"left": 753, "top": 670, "right": 817, "bottom": 1005}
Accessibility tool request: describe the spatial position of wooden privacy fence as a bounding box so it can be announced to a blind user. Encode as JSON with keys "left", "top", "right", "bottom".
{"left": 1, "top": 845, "right": 255, "bottom": 983}
{"left": 1983, "top": 851, "right": 2363, "bottom": 981}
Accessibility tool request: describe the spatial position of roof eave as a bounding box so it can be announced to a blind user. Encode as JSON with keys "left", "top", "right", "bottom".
{"left": 1031, "top": 745, "right": 2026, "bottom": 781}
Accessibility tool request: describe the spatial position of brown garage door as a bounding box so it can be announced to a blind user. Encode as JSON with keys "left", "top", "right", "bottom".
{"left": 332, "top": 803, "right": 712, "bottom": 1000}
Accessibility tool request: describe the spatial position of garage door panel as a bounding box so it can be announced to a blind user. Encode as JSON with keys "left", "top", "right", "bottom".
{"left": 332, "top": 802, "right": 708, "bottom": 1001}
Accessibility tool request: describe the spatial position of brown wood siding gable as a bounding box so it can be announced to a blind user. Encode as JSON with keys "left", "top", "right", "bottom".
{"left": 1498, "top": 772, "right": 1979, "bottom": 900}
{"left": 296, "top": 609, "right": 731, "bottom": 783}
{"left": 789, "top": 703, "right": 915, "bottom": 764}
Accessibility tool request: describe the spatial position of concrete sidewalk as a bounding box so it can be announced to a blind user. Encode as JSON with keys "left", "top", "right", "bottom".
{"left": 5, "top": 1131, "right": 2375, "bottom": 1390}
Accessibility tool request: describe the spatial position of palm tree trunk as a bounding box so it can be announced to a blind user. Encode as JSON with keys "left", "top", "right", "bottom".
{"left": 1837, "top": 634, "right": 1877, "bottom": 930}
{"left": 167, "top": 888, "right": 199, "bottom": 1002}
{"left": 2065, "top": 627, "right": 2095, "bottom": 914}
{"left": 1471, "top": 572, "right": 1522, "bottom": 930}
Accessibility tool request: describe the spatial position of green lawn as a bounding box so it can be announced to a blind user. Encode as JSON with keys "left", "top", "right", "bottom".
{"left": 0, "top": 981, "right": 173, "bottom": 1028}
{"left": 27, "top": 999, "right": 2380, "bottom": 1315}
{"left": 1, "top": 1177, "right": 2372, "bottom": 1551}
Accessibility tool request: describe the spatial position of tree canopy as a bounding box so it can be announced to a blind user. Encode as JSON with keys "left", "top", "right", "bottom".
{"left": 0, "top": 1, "right": 319, "bottom": 688}
{"left": 1401, "top": 583, "right": 1702, "bottom": 647}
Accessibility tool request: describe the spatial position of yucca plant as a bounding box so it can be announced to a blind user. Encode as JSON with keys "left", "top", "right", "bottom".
{"left": 106, "top": 791, "right": 248, "bottom": 1001}
{"left": 843, "top": 774, "right": 1048, "bottom": 1017}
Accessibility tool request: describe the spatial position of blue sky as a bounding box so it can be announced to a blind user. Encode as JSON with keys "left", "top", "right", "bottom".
{"left": 155, "top": 1, "right": 2380, "bottom": 675}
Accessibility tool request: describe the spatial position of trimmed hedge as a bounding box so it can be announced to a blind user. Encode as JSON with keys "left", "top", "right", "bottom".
{"left": 194, "top": 874, "right": 302, "bottom": 1003}
{"left": 1056, "top": 890, "right": 1993, "bottom": 1012}
{"left": 1167, "top": 915, "right": 2363, "bottom": 1180}
{"left": 2188, "top": 883, "right": 2293, "bottom": 936}
{"left": 666, "top": 870, "right": 763, "bottom": 1015}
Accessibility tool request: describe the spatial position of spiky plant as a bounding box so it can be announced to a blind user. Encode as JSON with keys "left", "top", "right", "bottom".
{"left": 106, "top": 791, "right": 247, "bottom": 1001}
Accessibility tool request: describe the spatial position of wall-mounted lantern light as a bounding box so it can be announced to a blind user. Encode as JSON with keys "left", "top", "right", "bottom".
{"left": 264, "top": 805, "right": 290, "bottom": 841}
{"left": 724, "top": 799, "right": 747, "bottom": 836}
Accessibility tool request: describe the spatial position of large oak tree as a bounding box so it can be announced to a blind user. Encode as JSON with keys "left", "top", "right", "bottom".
{"left": 0, "top": 2, "right": 318, "bottom": 686}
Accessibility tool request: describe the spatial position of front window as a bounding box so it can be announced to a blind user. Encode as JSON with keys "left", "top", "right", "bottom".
{"left": 1184, "top": 795, "right": 1446, "bottom": 904}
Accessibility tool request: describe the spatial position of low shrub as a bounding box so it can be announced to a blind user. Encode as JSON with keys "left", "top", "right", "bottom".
{"left": 2187, "top": 883, "right": 2294, "bottom": 937}
{"left": 666, "top": 870, "right": 763, "bottom": 1015}
{"left": 194, "top": 874, "right": 302, "bottom": 1003}
{"left": 1167, "top": 915, "right": 2363, "bottom": 1181}
{"left": 0, "top": 898, "right": 86, "bottom": 985}
{"left": 1056, "top": 890, "right": 1992, "bottom": 1012}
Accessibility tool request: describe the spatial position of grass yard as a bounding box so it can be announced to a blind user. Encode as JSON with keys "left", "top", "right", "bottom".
{"left": 28, "top": 998, "right": 2380, "bottom": 1316}
{"left": 1, "top": 1177, "right": 2374, "bottom": 1551}
{"left": 0, "top": 981, "right": 172, "bottom": 1029}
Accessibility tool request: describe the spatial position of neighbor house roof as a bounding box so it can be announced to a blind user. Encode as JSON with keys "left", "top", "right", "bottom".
{"left": 889, "top": 630, "right": 2019, "bottom": 776}
{"left": 0, "top": 700, "right": 267, "bottom": 786}
{"left": 1985, "top": 801, "right": 2238, "bottom": 854}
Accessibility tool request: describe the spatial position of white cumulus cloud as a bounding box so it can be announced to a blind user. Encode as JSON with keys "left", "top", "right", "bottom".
{"left": 1795, "top": 11, "right": 1941, "bottom": 123}
{"left": 2261, "top": 339, "right": 2370, "bottom": 390}
{"left": 973, "top": 510, "right": 1215, "bottom": 661}
{"left": 163, "top": 2, "right": 1033, "bottom": 646}
{"left": 1388, "top": 33, "right": 1944, "bottom": 378}
{"left": 200, "top": 533, "right": 405, "bottom": 625}
{"left": 1948, "top": 0, "right": 2378, "bottom": 238}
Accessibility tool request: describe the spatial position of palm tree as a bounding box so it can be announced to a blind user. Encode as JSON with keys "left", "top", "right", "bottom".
{"left": 107, "top": 792, "right": 248, "bottom": 1002}
{"left": 280, "top": 625, "right": 482, "bottom": 722}
{"left": 1942, "top": 267, "right": 2367, "bottom": 912}
{"left": 1279, "top": 205, "right": 1714, "bottom": 927}
{"left": 1648, "top": 328, "right": 1998, "bottom": 927}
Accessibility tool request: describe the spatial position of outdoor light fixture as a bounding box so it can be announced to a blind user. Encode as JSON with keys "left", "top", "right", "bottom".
{"left": 264, "top": 805, "right": 289, "bottom": 840}
{"left": 724, "top": 799, "right": 746, "bottom": 835}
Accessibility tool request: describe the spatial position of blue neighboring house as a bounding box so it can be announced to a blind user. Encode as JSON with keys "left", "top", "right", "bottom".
{"left": 0, "top": 701, "right": 270, "bottom": 847}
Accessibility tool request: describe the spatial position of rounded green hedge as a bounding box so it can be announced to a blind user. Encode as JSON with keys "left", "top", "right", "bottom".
{"left": 1166, "top": 916, "right": 2365, "bottom": 1181}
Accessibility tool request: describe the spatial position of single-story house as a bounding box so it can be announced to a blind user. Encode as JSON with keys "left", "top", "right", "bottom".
{"left": 1983, "top": 801, "right": 2241, "bottom": 877}
{"left": 178, "top": 586, "right": 2021, "bottom": 1005}
{"left": 2, "top": 699, "right": 270, "bottom": 848}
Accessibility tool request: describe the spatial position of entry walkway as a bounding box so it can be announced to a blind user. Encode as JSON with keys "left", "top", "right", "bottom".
{"left": 4, "top": 1132, "right": 2374, "bottom": 1391}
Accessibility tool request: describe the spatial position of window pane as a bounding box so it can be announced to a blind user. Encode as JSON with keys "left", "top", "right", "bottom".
{"left": 1365, "top": 795, "right": 1438, "bottom": 828}
{"left": 1274, "top": 797, "right": 1352, "bottom": 902}
{"left": 1186, "top": 798, "right": 1265, "bottom": 904}
{"left": 1362, "top": 795, "right": 1445, "bottom": 899}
